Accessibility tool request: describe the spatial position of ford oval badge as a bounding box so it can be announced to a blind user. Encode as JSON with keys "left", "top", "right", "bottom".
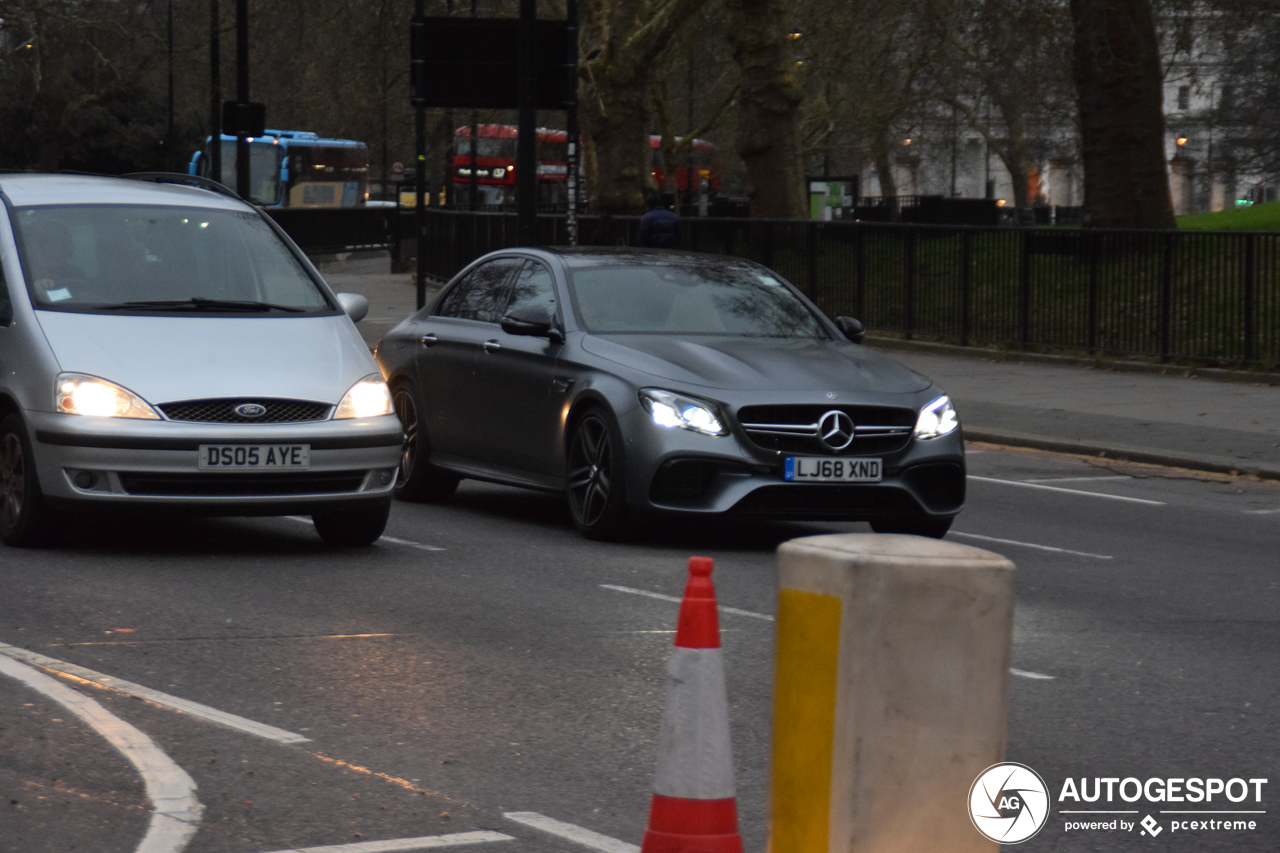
{"left": 234, "top": 403, "right": 267, "bottom": 418}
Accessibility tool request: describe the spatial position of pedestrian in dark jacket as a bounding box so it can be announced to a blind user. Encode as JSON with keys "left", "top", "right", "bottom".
{"left": 638, "top": 194, "right": 679, "bottom": 249}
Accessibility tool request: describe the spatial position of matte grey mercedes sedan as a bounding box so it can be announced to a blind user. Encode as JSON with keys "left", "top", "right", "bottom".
{"left": 376, "top": 247, "right": 964, "bottom": 539}
{"left": 0, "top": 173, "right": 403, "bottom": 547}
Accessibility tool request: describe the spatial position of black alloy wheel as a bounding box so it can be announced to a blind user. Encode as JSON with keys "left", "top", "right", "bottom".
{"left": 870, "top": 515, "right": 953, "bottom": 539}
{"left": 391, "top": 383, "right": 459, "bottom": 502}
{"left": 566, "top": 409, "right": 627, "bottom": 539}
{"left": 312, "top": 502, "right": 392, "bottom": 547}
{"left": 0, "top": 414, "right": 51, "bottom": 548}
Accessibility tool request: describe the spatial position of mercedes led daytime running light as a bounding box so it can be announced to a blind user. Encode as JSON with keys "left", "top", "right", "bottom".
{"left": 334, "top": 375, "right": 395, "bottom": 419}
{"left": 55, "top": 373, "right": 160, "bottom": 419}
{"left": 639, "top": 388, "right": 727, "bottom": 436}
{"left": 914, "top": 395, "right": 959, "bottom": 439}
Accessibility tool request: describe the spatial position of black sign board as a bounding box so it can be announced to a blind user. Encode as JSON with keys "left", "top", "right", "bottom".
{"left": 411, "top": 17, "right": 574, "bottom": 110}
{"left": 222, "top": 101, "right": 266, "bottom": 137}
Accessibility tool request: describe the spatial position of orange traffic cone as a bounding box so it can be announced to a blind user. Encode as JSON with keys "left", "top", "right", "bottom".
{"left": 640, "top": 557, "right": 744, "bottom": 853}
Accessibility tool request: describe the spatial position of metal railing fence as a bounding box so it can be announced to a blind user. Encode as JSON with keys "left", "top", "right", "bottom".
{"left": 412, "top": 209, "right": 1280, "bottom": 368}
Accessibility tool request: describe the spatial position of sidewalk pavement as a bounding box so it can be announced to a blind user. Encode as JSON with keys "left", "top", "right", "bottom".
{"left": 868, "top": 339, "right": 1280, "bottom": 479}
{"left": 313, "top": 254, "right": 1280, "bottom": 480}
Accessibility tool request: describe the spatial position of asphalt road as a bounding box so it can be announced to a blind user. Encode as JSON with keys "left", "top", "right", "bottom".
{"left": 2, "top": 443, "right": 1278, "bottom": 853}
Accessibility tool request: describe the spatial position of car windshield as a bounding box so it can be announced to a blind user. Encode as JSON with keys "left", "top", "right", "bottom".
{"left": 12, "top": 204, "right": 332, "bottom": 315}
{"left": 567, "top": 258, "right": 828, "bottom": 338}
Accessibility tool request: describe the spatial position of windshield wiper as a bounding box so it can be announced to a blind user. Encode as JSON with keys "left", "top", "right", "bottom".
{"left": 99, "top": 298, "right": 305, "bottom": 313}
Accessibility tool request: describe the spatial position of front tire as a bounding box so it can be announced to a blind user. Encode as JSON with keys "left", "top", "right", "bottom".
{"left": 0, "top": 414, "right": 52, "bottom": 548}
{"left": 870, "top": 515, "right": 954, "bottom": 539}
{"left": 566, "top": 409, "right": 628, "bottom": 540}
{"left": 392, "top": 383, "right": 460, "bottom": 502}
{"left": 312, "top": 502, "right": 391, "bottom": 547}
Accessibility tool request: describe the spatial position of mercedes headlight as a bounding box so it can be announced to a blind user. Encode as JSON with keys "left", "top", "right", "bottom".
{"left": 639, "top": 388, "right": 727, "bottom": 436}
{"left": 914, "top": 395, "right": 959, "bottom": 439}
{"left": 334, "top": 375, "right": 395, "bottom": 419}
{"left": 55, "top": 373, "right": 160, "bottom": 419}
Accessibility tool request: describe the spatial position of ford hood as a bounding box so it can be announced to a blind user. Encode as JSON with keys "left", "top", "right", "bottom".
{"left": 35, "top": 312, "right": 377, "bottom": 405}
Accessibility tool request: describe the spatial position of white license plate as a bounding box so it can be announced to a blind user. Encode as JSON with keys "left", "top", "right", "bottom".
{"left": 198, "top": 444, "right": 310, "bottom": 470}
{"left": 784, "top": 456, "right": 881, "bottom": 482}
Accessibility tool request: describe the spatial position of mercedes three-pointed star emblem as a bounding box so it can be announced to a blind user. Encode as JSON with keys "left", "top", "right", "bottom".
{"left": 817, "top": 409, "right": 855, "bottom": 451}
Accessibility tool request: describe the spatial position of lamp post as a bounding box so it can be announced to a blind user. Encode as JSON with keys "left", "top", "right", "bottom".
{"left": 234, "top": 0, "right": 249, "bottom": 200}
{"left": 167, "top": 0, "right": 174, "bottom": 171}
{"left": 209, "top": 0, "right": 221, "bottom": 183}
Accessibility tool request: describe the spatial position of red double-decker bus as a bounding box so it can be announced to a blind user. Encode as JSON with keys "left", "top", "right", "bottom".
{"left": 449, "top": 124, "right": 720, "bottom": 207}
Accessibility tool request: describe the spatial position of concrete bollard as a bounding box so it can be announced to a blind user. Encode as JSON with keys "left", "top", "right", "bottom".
{"left": 767, "top": 534, "right": 1016, "bottom": 853}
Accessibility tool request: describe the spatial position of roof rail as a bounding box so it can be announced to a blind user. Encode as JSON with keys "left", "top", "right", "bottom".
{"left": 122, "top": 172, "right": 245, "bottom": 202}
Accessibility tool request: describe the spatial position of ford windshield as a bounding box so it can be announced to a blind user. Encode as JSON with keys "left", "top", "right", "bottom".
{"left": 12, "top": 204, "right": 334, "bottom": 316}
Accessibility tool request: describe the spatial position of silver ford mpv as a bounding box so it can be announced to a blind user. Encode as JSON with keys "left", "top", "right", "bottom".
{"left": 0, "top": 173, "right": 403, "bottom": 547}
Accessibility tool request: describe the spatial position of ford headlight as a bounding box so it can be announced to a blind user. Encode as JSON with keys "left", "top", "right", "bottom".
{"left": 334, "top": 375, "right": 395, "bottom": 419}
{"left": 914, "top": 395, "right": 959, "bottom": 439}
{"left": 639, "top": 388, "right": 727, "bottom": 436}
{"left": 55, "top": 373, "right": 160, "bottom": 419}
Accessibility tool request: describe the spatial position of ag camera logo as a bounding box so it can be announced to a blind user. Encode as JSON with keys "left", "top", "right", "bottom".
{"left": 969, "top": 762, "right": 1050, "bottom": 843}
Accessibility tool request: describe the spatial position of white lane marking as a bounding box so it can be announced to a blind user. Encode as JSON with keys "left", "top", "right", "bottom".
{"left": 0, "top": 643, "right": 310, "bottom": 744}
{"left": 1021, "top": 476, "right": 1131, "bottom": 483}
{"left": 256, "top": 831, "right": 514, "bottom": 853}
{"left": 968, "top": 475, "right": 1166, "bottom": 505}
{"left": 49, "top": 633, "right": 401, "bottom": 648}
{"left": 1010, "top": 668, "right": 1056, "bottom": 680}
{"left": 380, "top": 535, "right": 447, "bottom": 552}
{"left": 504, "top": 812, "right": 639, "bottom": 853}
{"left": 1244, "top": 507, "right": 1280, "bottom": 514}
{"left": 950, "top": 531, "right": 1113, "bottom": 560}
{"left": 0, "top": 654, "right": 203, "bottom": 853}
{"left": 599, "top": 585, "right": 774, "bottom": 621}
{"left": 286, "top": 516, "right": 446, "bottom": 550}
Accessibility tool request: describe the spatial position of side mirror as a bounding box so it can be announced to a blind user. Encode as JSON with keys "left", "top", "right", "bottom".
{"left": 502, "top": 306, "right": 563, "bottom": 343}
{"left": 835, "top": 316, "right": 866, "bottom": 344}
{"left": 336, "top": 292, "right": 369, "bottom": 323}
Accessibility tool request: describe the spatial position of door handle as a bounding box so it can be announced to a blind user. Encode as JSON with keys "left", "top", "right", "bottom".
{"left": 419, "top": 333, "right": 437, "bottom": 347}
{"left": 482, "top": 339, "right": 502, "bottom": 353}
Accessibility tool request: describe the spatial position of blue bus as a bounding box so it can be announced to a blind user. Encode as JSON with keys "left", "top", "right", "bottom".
{"left": 188, "top": 129, "right": 369, "bottom": 208}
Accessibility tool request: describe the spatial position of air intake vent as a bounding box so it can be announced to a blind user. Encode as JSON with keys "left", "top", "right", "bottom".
{"left": 158, "top": 398, "right": 332, "bottom": 424}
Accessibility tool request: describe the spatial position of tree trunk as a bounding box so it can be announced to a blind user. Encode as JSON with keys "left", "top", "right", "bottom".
{"left": 870, "top": 134, "right": 897, "bottom": 200}
{"left": 995, "top": 111, "right": 1033, "bottom": 209}
{"left": 579, "top": 0, "right": 709, "bottom": 214}
{"left": 579, "top": 65, "right": 654, "bottom": 213}
{"left": 1069, "top": 0, "right": 1175, "bottom": 229}
{"left": 726, "top": 0, "right": 806, "bottom": 219}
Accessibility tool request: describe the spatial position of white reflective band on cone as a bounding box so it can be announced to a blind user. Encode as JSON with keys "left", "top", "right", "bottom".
{"left": 653, "top": 646, "right": 736, "bottom": 799}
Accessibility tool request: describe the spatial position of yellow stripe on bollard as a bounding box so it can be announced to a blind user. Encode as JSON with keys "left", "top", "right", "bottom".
{"left": 768, "top": 589, "right": 842, "bottom": 853}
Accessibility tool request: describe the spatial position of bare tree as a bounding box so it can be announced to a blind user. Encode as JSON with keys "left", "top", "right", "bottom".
{"left": 930, "top": 0, "right": 1075, "bottom": 209}
{"left": 725, "top": 0, "right": 805, "bottom": 217}
{"left": 796, "top": 0, "right": 939, "bottom": 200}
{"left": 1070, "top": 0, "right": 1175, "bottom": 228}
{"left": 1196, "top": 0, "right": 1280, "bottom": 187}
{"left": 578, "top": 0, "right": 710, "bottom": 214}
{"left": 0, "top": 0, "right": 175, "bottom": 172}
{"left": 649, "top": 39, "right": 739, "bottom": 197}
